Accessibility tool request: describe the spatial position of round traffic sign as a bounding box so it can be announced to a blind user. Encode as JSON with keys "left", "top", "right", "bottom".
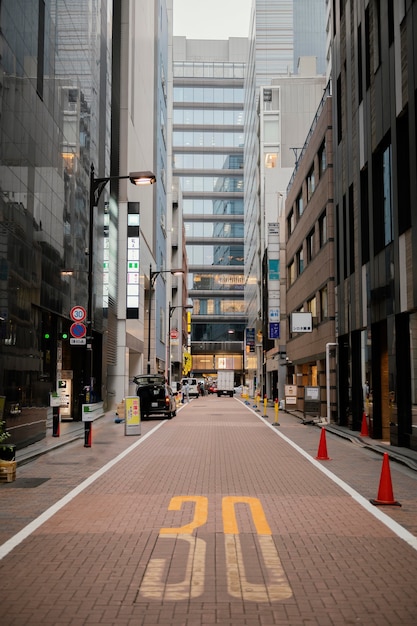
{"left": 70, "top": 306, "right": 87, "bottom": 322}
{"left": 70, "top": 322, "right": 87, "bottom": 338}
{"left": 170, "top": 329, "right": 179, "bottom": 340}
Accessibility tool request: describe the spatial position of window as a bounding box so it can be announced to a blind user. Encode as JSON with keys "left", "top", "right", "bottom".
{"left": 288, "top": 260, "right": 296, "bottom": 286}
{"left": 372, "top": 139, "right": 393, "bottom": 252}
{"left": 307, "top": 296, "right": 317, "bottom": 317}
{"left": 320, "top": 286, "right": 328, "bottom": 321}
{"left": 383, "top": 145, "right": 393, "bottom": 246}
{"left": 319, "top": 211, "right": 327, "bottom": 247}
{"left": 307, "top": 166, "right": 315, "bottom": 201}
{"left": 318, "top": 141, "right": 327, "bottom": 178}
{"left": 287, "top": 210, "right": 295, "bottom": 237}
{"left": 264, "top": 152, "right": 278, "bottom": 168}
{"left": 337, "top": 74, "right": 342, "bottom": 143}
{"left": 296, "top": 192, "right": 303, "bottom": 218}
{"left": 357, "top": 23, "right": 363, "bottom": 103}
{"left": 297, "top": 247, "right": 304, "bottom": 276}
{"left": 306, "top": 229, "right": 314, "bottom": 263}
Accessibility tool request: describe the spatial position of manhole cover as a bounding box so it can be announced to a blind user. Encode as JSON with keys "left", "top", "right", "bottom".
{"left": 3, "top": 477, "right": 50, "bottom": 488}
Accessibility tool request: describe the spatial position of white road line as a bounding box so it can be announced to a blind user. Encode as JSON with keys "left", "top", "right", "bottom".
{"left": 0, "top": 421, "right": 167, "bottom": 561}
{"left": 245, "top": 403, "right": 417, "bottom": 552}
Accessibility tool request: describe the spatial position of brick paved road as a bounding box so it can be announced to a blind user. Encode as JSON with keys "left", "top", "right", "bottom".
{"left": 1, "top": 397, "right": 417, "bottom": 625}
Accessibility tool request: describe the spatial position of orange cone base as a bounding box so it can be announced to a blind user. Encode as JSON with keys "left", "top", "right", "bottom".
{"left": 370, "top": 498, "right": 401, "bottom": 507}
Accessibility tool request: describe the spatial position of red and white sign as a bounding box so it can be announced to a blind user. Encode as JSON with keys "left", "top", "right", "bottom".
{"left": 70, "top": 306, "right": 87, "bottom": 322}
{"left": 70, "top": 322, "right": 87, "bottom": 338}
{"left": 170, "top": 329, "right": 179, "bottom": 340}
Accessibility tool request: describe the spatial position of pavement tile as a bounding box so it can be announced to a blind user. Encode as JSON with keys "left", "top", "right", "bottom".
{"left": 1, "top": 398, "right": 417, "bottom": 625}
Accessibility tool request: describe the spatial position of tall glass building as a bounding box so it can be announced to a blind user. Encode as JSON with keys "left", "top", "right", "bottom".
{"left": 172, "top": 38, "right": 248, "bottom": 383}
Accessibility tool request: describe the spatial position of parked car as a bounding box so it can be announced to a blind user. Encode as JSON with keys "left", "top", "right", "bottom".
{"left": 133, "top": 374, "right": 176, "bottom": 419}
{"left": 181, "top": 377, "right": 199, "bottom": 398}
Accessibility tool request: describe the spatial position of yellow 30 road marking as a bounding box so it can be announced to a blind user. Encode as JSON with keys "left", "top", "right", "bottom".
{"left": 138, "top": 495, "right": 293, "bottom": 603}
{"left": 222, "top": 496, "right": 272, "bottom": 535}
{"left": 225, "top": 534, "right": 292, "bottom": 602}
{"left": 139, "top": 534, "right": 206, "bottom": 601}
{"left": 159, "top": 496, "right": 208, "bottom": 534}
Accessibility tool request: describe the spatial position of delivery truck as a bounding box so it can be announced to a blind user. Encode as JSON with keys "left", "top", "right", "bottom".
{"left": 216, "top": 370, "right": 234, "bottom": 397}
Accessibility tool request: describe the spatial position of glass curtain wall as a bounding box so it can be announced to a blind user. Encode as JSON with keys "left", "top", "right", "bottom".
{"left": 173, "top": 48, "right": 247, "bottom": 380}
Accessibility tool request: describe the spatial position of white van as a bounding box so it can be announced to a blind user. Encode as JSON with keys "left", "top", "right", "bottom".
{"left": 181, "top": 377, "right": 199, "bottom": 398}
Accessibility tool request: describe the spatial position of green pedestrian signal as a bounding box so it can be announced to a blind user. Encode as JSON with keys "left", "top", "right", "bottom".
{"left": 44, "top": 332, "right": 51, "bottom": 340}
{"left": 60, "top": 332, "right": 69, "bottom": 340}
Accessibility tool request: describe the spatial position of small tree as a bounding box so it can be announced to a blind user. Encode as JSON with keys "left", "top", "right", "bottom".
{"left": 0, "top": 419, "right": 13, "bottom": 453}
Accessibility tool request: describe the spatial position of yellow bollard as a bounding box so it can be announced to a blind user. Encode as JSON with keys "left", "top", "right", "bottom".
{"left": 263, "top": 395, "right": 268, "bottom": 417}
{"left": 274, "top": 398, "right": 280, "bottom": 426}
{"left": 255, "top": 393, "right": 260, "bottom": 410}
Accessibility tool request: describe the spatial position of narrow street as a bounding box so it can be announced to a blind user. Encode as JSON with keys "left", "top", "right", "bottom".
{"left": 1, "top": 396, "right": 417, "bottom": 625}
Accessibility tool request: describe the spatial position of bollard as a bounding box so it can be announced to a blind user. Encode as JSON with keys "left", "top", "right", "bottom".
{"left": 263, "top": 394, "right": 268, "bottom": 417}
{"left": 52, "top": 407, "right": 60, "bottom": 437}
{"left": 84, "top": 421, "right": 92, "bottom": 447}
{"left": 274, "top": 398, "right": 280, "bottom": 426}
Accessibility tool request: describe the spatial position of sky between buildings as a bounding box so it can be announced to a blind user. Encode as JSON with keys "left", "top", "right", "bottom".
{"left": 173, "top": 0, "right": 252, "bottom": 39}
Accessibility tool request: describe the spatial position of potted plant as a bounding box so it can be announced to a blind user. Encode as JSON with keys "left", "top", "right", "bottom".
{"left": 0, "top": 419, "right": 16, "bottom": 461}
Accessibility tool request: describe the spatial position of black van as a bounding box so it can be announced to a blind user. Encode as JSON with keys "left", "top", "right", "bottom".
{"left": 133, "top": 374, "right": 176, "bottom": 419}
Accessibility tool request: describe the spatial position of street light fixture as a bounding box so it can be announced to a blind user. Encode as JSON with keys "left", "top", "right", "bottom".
{"left": 167, "top": 303, "right": 193, "bottom": 385}
{"left": 147, "top": 265, "right": 184, "bottom": 374}
{"left": 85, "top": 164, "right": 156, "bottom": 403}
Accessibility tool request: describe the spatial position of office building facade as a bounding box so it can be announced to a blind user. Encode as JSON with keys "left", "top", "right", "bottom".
{"left": 0, "top": 0, "right": 168, "bottom": 445}
{"left": 172, "top": 38, "right": 248, "bottom": 384}
{"left": 332, "top": 1, "right": 417, "bottom": 450}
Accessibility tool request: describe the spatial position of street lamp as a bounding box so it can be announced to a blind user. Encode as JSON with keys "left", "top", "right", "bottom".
{"left": 167, "top": 303, "right": 193, "bottom": 385}
{"left": 147, "top": 265, "right": 184, "bottom": 374}
{"left": 85, "top": 164, "right": 156, "bottom": 403}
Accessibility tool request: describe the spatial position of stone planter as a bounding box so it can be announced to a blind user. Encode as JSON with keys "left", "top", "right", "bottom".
{"left": 0, "top": 460, "right": 17, "bottom": 483}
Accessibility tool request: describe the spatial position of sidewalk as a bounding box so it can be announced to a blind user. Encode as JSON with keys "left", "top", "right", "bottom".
{"left": 15, "top": 401, "right": 417, "bottom": 473}
{"left": 240, "top": 398, "right": 417, "bottom": 472}
{"left": 15, "top": 415, "right": 108, "bottom": 465}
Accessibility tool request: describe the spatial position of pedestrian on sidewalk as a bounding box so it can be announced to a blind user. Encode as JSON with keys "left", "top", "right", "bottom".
{"left": 182, "top": 381, "right": 189, "bottom": 403}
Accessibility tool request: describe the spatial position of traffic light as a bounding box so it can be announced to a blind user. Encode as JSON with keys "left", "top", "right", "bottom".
{"left": 43, "top": 332, "right": 51, "bottom": 340}
{"left": 59, "top": 331, "right": 69, "bottom": 340}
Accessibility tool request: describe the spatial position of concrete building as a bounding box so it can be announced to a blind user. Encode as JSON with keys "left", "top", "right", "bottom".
{"left": 244, "top": 0, "right": 327, "bottom": 399}
{"left": 172, "top": 37, "right": 248, "bottom": 385}
{"left": 285, "top": 88, "right": 336, "bottom": 420}
{"left": 244, "top": 59, "right": 327, "bottom": 399}
{"left": 0, "top": 0, "right": 172, "bottom": 446}
{"left": 332, "top": 1, "right": 417, "bottom": 450}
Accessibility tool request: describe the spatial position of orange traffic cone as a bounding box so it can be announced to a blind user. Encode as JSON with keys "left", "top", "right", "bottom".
{"left": 315, "top": 428, "right": 330, "bottom": 460}
{"left": 370, "top": 453, "right": 401, "bottom": 506}
{"left": 360, "top": 412, "right": 369, "bottom": 437}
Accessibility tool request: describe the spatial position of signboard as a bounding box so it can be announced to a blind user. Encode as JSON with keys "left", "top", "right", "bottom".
{"left": 70, "top": 306, "right": 87, "bottom": 322}
{"left": 291, "top": 312, "right": 312, "bottom": 333}
{"left": 268, "top": 322, "right": 280, "bottom": 339}
{"left": 246, "top": 328, "right": 255, "bottom": 352}
{"left": 70, "top": 322, "right": 87, "bottom": 338}
{"left": 285, "top": 385, "right": 297, "bottom": 397}
{"left": 70, "top": 337, "right": 86, "bottom": 345}
{"left": 125, "top": 396, "right": 141, "bottom": 436}
{"left": 304, "top": 386, "right": 320, "bottom": 416}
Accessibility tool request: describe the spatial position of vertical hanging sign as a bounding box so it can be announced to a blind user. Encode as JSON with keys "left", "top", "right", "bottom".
{"left": 127, "top": 203, "right": 140, "bottom": 319}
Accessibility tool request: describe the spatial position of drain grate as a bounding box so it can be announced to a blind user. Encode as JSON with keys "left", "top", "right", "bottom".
{"left": 3, "top": 477, "right": 50, "bottom": 488}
